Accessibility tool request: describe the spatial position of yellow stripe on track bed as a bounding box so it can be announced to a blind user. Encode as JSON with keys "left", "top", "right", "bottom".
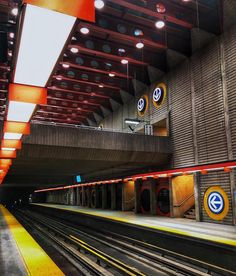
{"left": 0, "top": 205, "right": 64, "bottom": 276}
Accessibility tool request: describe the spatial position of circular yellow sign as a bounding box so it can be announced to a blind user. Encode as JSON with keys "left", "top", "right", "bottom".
{"left": 137, "top": 95, "right": 148, "bottom": 117}
{"left": 203, "top": 186, "right": 229, "bottom": 221}
{"left": 152, "top": 83, "right": 167, "bottom": 109}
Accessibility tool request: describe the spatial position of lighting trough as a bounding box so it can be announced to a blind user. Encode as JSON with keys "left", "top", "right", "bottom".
{"left": 14, "top": 4, "right": 77, "bottom": 87}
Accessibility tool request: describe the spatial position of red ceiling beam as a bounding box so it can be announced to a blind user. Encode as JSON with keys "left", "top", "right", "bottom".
{"left": 33, "top": 116, "right": 84, "bottom": 125}
{"left": 107, "top": 0, "right": 193, "bottom": 29}
{"left": 77, "top": 22, "right": 167, "bottom": 51}
{"left": 47, "top": 96, "right": 102, "bottom": 107}
{"left": 48, "top": 86, "right": 111, "bottom": 100}
{"left": 52, "top": 75, "right": 120, "bottom": 91}
{"left": 36, "top": 110, "right": 87, "bottom": 119}
{"left": 39, "top": 104, "right": 93, "bottom": 114}
{"left": 68, "top": 45, "right": 148, "bottom": 66}
{"left": 59, "top": 62, "right": 132, "bottom": 79}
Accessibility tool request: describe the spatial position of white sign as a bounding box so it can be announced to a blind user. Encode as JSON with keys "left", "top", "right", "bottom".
{"left": 207, "top": 192, "right": 224, "bottom": 214}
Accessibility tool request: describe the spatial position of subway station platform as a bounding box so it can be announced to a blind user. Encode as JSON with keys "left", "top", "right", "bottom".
{"left": 32, "top": 203, "right": 236, "bottom": 247}
{"left": 0, "top": 205, "right": 63, "bottom": 276}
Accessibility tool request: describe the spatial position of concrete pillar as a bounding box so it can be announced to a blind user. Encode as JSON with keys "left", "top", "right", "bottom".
{"left": 169, "top": 178, "right": 174, "bottom": 218}
{"left": 194, "top": 173, "right": 201, "bottom": 222}
{"left": 87, "top": 187, "right": 92, "bottom": 208}
{"left": 82, "top": 187, "right": 86, "bottom": 207}
{"left": 102, "top": 184, "right": 107, "bottom": 209}
{"left": 134, "top": 179, "right": 142, "bottom": 214}
{"left": 111, "top": 183, "right": 116, "bottom": 210}
{"left": 150, "top": 179, "right": 157, "bottom": 215}
{"left": 95, "top": 185, "right": 100, "bottom": 208}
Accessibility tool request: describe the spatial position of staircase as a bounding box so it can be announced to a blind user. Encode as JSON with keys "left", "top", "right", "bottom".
{"left": 184, "top": 206, "right": 196, "bottom": 220}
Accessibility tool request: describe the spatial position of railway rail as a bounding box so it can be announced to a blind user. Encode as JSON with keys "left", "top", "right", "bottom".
{"left": 15, "top": 209, "right": 235, "bottom": 276}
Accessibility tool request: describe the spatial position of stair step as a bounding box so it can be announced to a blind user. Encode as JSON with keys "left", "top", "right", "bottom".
{"left": 184, "top": 214, "right": 196, "bottom": 219}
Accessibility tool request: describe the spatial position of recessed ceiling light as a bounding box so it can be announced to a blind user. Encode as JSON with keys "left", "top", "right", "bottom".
{"left": 134, "top": 29, "right": 143, "bottom": 37}
{"left": 80, "top": 27, "right": 89, "bottom": 35}
{"left": 156, "top": 3, "right": 166, "bottom": 13}
{"left": 109, "top": 73, "right": 115, "bottom": 77}
{"left": 9, "top": 32, "right": 14, "bottom": 39}
{"left": 72, "top": 36, "right": 77, "bottom": 41}
{"left": 95, "top": 0, "right": 105, "bottom": 9}
{"left": 11, "top": 7, "right": 18, "bottom": 16}
{"left": 136, "top": 42, "right": 144, "bottom": 49}
{"left": 9, "top": 41, "right": 13, "bottom": 45}
{"left": 121, "top": 59, "right": 128, "bottom": 64}
{"left": 62, "top": 63, "right": 70, "bottom": 68}
{"left": 99, "top": 84, "right": 104, "bottom": 88}
{"left": 70, "top": 47, "right": 79, "bottom": 54}
{"left": 8, "top": 52, "right": 12, "bottom": 57}
{"left": 155, "top": 20, "right": 165, "bottom": 29}
{"left": 56, "top": 76, "right": 62, "bottom": 80}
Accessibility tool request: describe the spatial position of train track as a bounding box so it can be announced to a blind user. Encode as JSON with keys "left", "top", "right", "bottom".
{"left": 15, "top": 209, "right": 235, "bottom": 276}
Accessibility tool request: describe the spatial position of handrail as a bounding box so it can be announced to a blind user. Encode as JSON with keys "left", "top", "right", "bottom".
{"left": 173, "top": 193, "right": 194, "bottom": 208}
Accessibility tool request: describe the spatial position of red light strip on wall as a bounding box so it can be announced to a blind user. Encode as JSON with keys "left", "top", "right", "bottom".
{"left": 34, "top": 178, "right": 123, "bottom": 193}
{"left": 34, "top": 161, "right": 236, "bottom": 193}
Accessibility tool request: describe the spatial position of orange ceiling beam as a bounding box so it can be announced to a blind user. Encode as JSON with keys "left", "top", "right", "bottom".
{"left": 0, "top": 150, "right": 16, "bottom": 159}
{"left": 4, "top": 121, "right": 30, "bottom": 135}
{"left": 0, "top": 159, "right": 12, "bottom": 166}
{"left": 9, "top": 83, "right": 47, "bottom": 105}
{"left": 1, "top": 140, "right": 22, "bottom": 149}
{"left": 23, "top": 0, "right": 95, "bottom": 22}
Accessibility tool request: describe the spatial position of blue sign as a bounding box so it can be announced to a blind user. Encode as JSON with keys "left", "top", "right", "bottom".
{"left": 76, "top": 175, "right": 82, "bottom": 183}
{"left": 207, "top": 192, "right": 224, "bottom": 214}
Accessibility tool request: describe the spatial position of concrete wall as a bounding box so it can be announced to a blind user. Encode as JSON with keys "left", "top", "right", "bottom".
{"left": 100, "top": 23, "right": 236, "bottom": 224}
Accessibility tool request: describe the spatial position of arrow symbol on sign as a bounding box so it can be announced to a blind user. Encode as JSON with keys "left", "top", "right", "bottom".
{"left": 210, "top": 195, "right": 222, "bottom": 210}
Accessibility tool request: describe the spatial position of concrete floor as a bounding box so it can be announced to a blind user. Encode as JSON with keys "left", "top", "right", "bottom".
{"left": 0, "top": 208, "right": 27, "bottom": 276}
{"left": 33, "top": 203, "right": 236, "bottom": 246}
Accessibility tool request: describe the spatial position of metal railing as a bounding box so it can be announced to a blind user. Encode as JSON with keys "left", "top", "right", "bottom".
{"left": 173, "top": 193, "right": 195, "bottom": 208}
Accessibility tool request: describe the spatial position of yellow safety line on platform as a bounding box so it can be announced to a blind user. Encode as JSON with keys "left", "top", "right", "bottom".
{"left": 0, "top": 205, "right": 64, "bottom": 276}
{"left": 33, "top": 204, "right": 236, "bottom": 247}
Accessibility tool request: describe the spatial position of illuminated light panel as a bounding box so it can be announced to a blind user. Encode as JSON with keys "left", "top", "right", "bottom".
{"left": 9, "top": 83, "right": 47, "bottom": 104}
{"left": 0, "top": 150, "right": 16, "bottom": 158}
{"left": 7, "top": 101, "right": 36, "bottom": 123}
{"left": 0, "top": 159, "right": 12, "bottom": 166}
{"left": 14, "top": 4, "right": 76, "bottom": 87}
{"left": 1, "top": 140, "right": 22, "bottom": 149}
{"left": 1, "top": 148, "right": 16, "bottom": 151}
{"left": 4, "top": 133, "right": 23, "bottom": 140}
{"left": 4, "top": 121, "right": 30, "bottom": 135}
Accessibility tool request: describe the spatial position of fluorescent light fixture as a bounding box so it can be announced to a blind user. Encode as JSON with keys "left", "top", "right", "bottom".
{"left": 1, "top": 148, "right": 16, "bottom": 151}
{"left": 109, "top": 73, "right": 115, "bottom": 77}
{"left": 125, "top": 118, "right": 141, "bottom": 125}
{"left": 4, "top": 133, "right": 22, "bottom": 140}
{"left": 7, "top": 101, "right": 36, "bottom": 122}
{"left": 14, "top": 4, "right": 76, "bottom": 87}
